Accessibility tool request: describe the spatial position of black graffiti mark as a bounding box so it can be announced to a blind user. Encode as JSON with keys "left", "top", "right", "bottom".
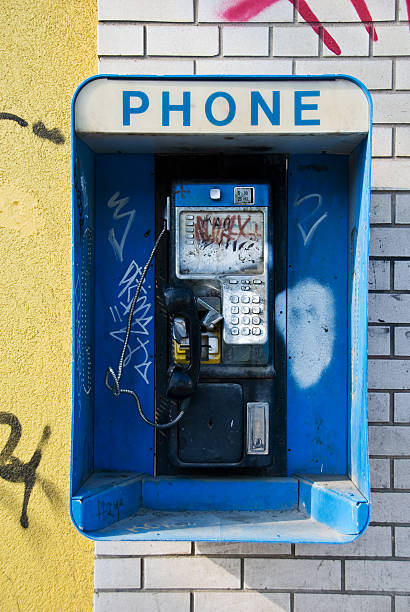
{"left": 0, "top": 412, "right": 51, "bottom": 528}
{"left": 32, "top": 121, "right": 65, "bottom": 144}
{"left": 1, "top": 112, "right": 65, "bottom": 144}
{"left": 0, "top": 112, "right": 28, "bottom": 127}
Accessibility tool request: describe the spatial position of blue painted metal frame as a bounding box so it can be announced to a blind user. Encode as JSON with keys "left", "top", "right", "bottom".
{"left": 93, "top": 154, "right": 156, "bottom": 475}
{"left": 286, "top": 154, "right": 349, "bottom": 476}
{"left": 70, "top": 74, "right": 372, "bottom": 542}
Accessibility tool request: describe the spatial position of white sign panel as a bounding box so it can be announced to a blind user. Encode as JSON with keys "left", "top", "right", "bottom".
{"left": 75, "top": 77, "right": 369, "bottom": 137}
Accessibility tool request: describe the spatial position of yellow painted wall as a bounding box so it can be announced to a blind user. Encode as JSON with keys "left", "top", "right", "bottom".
{"left": 0, "top": 1, "right": 96, "bottom": 610}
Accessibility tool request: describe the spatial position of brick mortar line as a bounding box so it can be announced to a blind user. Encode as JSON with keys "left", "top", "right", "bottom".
{"left": 98, "top": 20, "right": 408, "bottom": 27}
{"left": 367, "top": 355, "right": 410, "bottom": 360}
{"left": 97, "top": 54, "right": 410, "bottom": 72}
{"left": 370, "top": 454, "right": 410, "bottom": 458}
{"left": 140, "top": 556, "right": 144, "bottom": 588}
{"left": 371, "top": 487, "right": 410, "bottom": 492}
{"left": 94, "top": 587, "right": 410, "bottom": 594}
{"left": 368, "top": 258, "right": 410, "bottom": 262}
{"left": 96, "top": 553, "right": 410, "bottom": 560}
{"left": 370, "top": 522, "right": 410, "bottom": 526}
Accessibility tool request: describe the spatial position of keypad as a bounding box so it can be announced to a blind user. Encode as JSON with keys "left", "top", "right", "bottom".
{"left": 224, "top": 276, "right": 266, "bottom": 343}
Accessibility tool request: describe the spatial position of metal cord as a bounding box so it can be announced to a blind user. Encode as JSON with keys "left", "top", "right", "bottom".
{"left": 105, "top": 219, "right": 188, "bottom": 429}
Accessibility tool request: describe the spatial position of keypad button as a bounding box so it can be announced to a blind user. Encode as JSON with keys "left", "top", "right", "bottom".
{"left": 253, "top": 279, "right": 262, "bottom": 284}
{"left": 241, "top": 279, "right": 251, "bottom": 284}
{"left": 252, "top": 327, "right": 261, "bottom": 335}
{"left": 241, "top": 286, "right": 250, "bottom": 291}
{"left": 252, "top": 295, "right": 261, "bottom": 303}
{"left": 229, "top": 279, "right": 238, "bottom": 284}
{"left": 186, "top": 239, "right": 194, "bottom": 245}
{"left": 231, "top": 295, "right": 239, "bottom": 303}
{"left": 186, "top": 215, "right": 194, "bottom": 220}
{"left": 241, "top": 306, "right": 250, "bottom": 314}
{"left": 231, "top": 306, "right": 239, "bottom": 314}
{"left": 241, "top": 295, "right": 250, "bottom": 303}
{"left": 231, "top": 316, "right": 239, "bottom": 325}
{"left": 242, "top": 328, "right": 250, "bottom": 335}
{"left": 231, "top": 327, "right": 239, "bottom": 335}
{"left": 252, "top": 306, "right": 261, "bottom": 314}
{"left": 185, "top": 221, "right": 194, "bottom": 226}
{"left": 242, "top": 316, "right": 250, "bottom": 325}
{"left": 252, "top": 316, "right": 261, "bottom": 325}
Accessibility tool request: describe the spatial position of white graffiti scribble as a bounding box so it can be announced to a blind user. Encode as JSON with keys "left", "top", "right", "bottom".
{"left": 276, "top": 278, "right": 335, "bottom": 389}
{"left": 109, "top": 260, "right": 153, "bottom": 384}
{"left": 107, "top": 191, "right": 136, "bottom": 262}
{"left": 295, "top": 193, "right": 328, "bottom": 246}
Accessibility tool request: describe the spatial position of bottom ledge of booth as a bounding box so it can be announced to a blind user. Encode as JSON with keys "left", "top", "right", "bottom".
{"left": 71, "top": 471, "right": 369, "bottom": 544}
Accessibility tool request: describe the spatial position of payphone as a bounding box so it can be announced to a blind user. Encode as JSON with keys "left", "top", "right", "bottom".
{"left": 160, "top": 182, "right": 276, "bottom": 470}
{"left": 71, "top": 75, "right": 372, "bottom": 542}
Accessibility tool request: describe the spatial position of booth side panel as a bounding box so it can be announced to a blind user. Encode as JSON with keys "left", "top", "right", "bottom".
{"left": 72, "top": 137, "right": 96, "bottom": 493}
{"left": 93, "top": 154, "right": 156, "bottom": 475}
{"left": 286, "top": 154, "right": 349, "bottom": 476}
{"left": 348, "top": 138, "right": 371, "bottom": 501}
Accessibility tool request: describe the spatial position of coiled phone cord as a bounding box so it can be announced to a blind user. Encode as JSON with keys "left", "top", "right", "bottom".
{"left": 105, "top": 219, "right": 190, "bottom": 429}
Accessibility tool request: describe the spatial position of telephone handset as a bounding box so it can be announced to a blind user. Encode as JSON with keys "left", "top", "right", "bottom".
{"left": 164, "top": 286, "right": 201, "bottom": 399}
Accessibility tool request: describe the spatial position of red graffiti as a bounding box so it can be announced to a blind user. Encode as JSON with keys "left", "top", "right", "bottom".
{"left": 350, "top": 0, "right": 378, "bottom": 41}
{"left": 194, "top": 214, "right": 261, "bottom": 249}
{"left": 223, "top": 0, "right": 281, "bottom": 21}
{"left": 220, "top": 0, "right": 409, "bottom": 55}
{"left": 288, "top": 0, "right": 341, "bottom": 56}
{"left": 406, "top": 0, "right": 410, "bottom": 32}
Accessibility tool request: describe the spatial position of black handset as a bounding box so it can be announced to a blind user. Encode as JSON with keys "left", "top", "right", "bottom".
{"left": 164, "top": 286, "right": 201, "bottom": 399}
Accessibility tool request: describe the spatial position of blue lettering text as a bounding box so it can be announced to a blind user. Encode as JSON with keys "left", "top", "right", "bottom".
{"left": 294, "top": 91, "right": 320, "bottom": 126}
{"left": 205, "top": 92, "right": 236, "bottom": 127}
{"left": 122, "top": 91, "right": 149, "bottom": 126}
{"left": 162, "top": 91, "right": 191, "bottom": 126}
{"left": 251, "top": 91, "right": 280, "bottom": 126}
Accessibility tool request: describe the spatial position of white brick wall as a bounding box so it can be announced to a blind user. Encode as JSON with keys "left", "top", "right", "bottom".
{"left": 95, "top": 2, "right": 410, "bottom": 610}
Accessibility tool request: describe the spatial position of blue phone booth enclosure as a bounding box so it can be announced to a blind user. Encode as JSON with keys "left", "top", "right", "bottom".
{"left": 71, "top": 75, "right": 372, "bottom": 542}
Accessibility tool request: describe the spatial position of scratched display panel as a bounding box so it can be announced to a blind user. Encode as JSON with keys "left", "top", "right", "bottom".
{"left": 177, "top": 209, "right": 264, "bottom": 276}
{"left": 94, "top": 154, "right": 155, "bottom": 475}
